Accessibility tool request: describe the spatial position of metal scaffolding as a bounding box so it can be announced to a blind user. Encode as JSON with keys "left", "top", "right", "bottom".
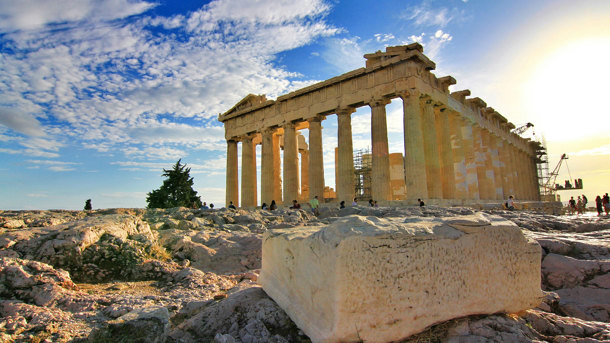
{"left": 353, "top": 148, "right": 372, "bottom": 201}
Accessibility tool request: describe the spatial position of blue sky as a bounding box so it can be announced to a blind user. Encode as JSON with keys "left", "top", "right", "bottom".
{"left": 1, "top": 0, "right": 609, "bottom": 210}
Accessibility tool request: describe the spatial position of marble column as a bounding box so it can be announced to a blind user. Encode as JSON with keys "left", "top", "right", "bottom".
{"left": 461, "top": 120, "right": 480, "bottom": 200}
{"left": 401, "top": 91, "right": 428, "bottom": 201}
{"left": 370, "top": 97, "right": 392, "bottom": 201}
{"left": 481, "top": 129, "right": 497, "bottom": 200}
{"left": 308, "top": 116, "right": 325, "bottom": 201}
{"left": 508, "top": 146, "right": 522, "bottom": 199}
{"left": 226, "top": 139, "right": 239, "bottom": 207}
{"left": 300, "top": 149, "right": 309, "bottom": 201}
{"left": 240, "top": 136, "right": 257, "bottom": 207}
{"left": 495, "top": 137, "right": 510, "bottom": 199}
{"left": 530, "top": 154, "right": 540, "bottom": 201}
{"left": 283, "top": 122, "right": 299, "bottom": 205}
{"left": 490, "top": 135, "right": 504, "bottom": 200}
{"left": 337, "top": 107, "right": 356, "bottom": 203}
{"left": 448, "top": 112, "right": 468, "bottom": 199}
{"left": 472, "top": 125, "right": 490, "bottom": 199}
{"left": 435, "top": 106, "right": 456, "bottom": 199}
{"left": 261, "top": 128, "right": 274, "bottom": 206}
{"left": 272, "top": 133, "right": 282, "bottom": 203}
{"left": 421, "top": 98, "right": 442, "bottom": 199}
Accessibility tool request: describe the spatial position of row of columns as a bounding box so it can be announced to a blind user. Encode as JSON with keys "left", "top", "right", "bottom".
{"left": 226, "top": 93, "right": 539, "bottom": 207}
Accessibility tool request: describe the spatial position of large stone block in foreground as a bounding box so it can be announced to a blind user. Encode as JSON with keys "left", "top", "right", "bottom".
{"left": 259, "top": 214, "right": 542, "bottom": 343}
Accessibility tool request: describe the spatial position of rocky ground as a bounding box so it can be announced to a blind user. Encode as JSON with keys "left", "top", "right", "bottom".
{"left": 0, "top": 206, "right": 608, "bottom": 342}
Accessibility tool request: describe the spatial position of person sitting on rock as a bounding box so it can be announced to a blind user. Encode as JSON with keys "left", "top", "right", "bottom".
{"left": 507, "top": 196, "right": 515, "bottom": 211}
{"left": 418, "top": 198, "right": 425, "bottom": 207}
{"left": 261, "top": 202, "right": 268, "bottom": 210}
{"left": 201, "top": 202, "right": 210, "bottom": 210}
{"left": 227, "top": 201, "right": 236, "bottom": 210}
{"left": 290, "top": 200, "right": 301, "bottom": 209}
{"left": 340, "top": 201, "right": 345, "bottom": 209}
{"left": 352, "top": 198, "right": 357, "bottom": 206}
{"left": 270, "top": 200, "right": 277, "bottom": 211}
{"left": 368, "top": 199, "right": 374, "bottom": 207}
{"left": 209, "top": 203, "right": 214, "bottom": 209}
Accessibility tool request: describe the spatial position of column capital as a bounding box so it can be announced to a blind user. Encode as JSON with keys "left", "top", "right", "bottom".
{"left": 307, "top": 114, "right": 326, "bottom": 123}
{"left": 368, "top": 96, "right": 391, "bottom": 107}
{"left": 261, "top": 126, "right": 276, "bottom": 135}
{"left": 336, "top": 107, "right": 356, "bottom": 116}
{"left": 396, "top": 89, "right": 421, "bottom": 100}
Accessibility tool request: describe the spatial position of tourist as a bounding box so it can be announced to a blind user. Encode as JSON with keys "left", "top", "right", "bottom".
{"left": 595, "top": 196, "right": 603, "bottom": 216}
{"left": 290, "top": 200, "right": 301, "bottom": 209}
{"left": 270, "top": 200, "right": 277, "bottom": 211}
{"left": 582, "top": 194, "right": 588, "bottom": 209}
{"left": 374, "top": 201, "right": 379, "bottom": 207}
{"left": 209, "top": 203, "right": 214, "bottom": 209}
{"left": 417, "top": 198, "right": 425, "bottom": 207}
{"left": 603, "top": 193, "right": 610, "bottom": 215}
{"left": 261, "top": 202, "right": 268, "bottom": 210}
{"left": 309, "top": 196, "right": 320, "bottom": 216}
{"left": 201, "top": 202, "right": 210, "bottom": 210}
{"left": 568, "top": 196, "right": 576, "bottom": 214}
{"left": 340, "top": 200, "right": 345, "bottom": 209}
{"left": 368, "top": 199, "right": 374, "bottom": 207}
{"left": 576, "top": 196, "right": 583, "bottom": 215}
{"left": 352, "top": 198, "right": 357, "bottom": 206}
{"left": 227, "top": 201, "right": 236, "bottom": 210}
{"left": 507, "top": 196, "right": 515, "bottom": 211}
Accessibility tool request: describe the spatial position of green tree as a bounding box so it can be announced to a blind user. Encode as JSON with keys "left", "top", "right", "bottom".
{"left": 146, "top": 159, "right": 202, "bottom": 209}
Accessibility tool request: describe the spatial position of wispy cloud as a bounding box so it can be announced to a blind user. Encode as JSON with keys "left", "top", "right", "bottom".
{"left": 571, "top": 144, "right": 610, "bottom": 156}
{"left": 26, "top": 159, "right": 80, "bottom": 171}
{"left": 401, "top": 2, "right": 464, "bottom": 28}
{"left": 0, "top": 0, "right": 338, "bottom": 161}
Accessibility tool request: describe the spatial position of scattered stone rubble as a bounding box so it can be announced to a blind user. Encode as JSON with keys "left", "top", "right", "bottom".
{"left": 0, "top": 206, "right": 608, "bottom": 342}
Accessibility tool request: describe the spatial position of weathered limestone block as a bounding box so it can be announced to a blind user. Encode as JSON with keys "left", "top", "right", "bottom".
{"left": 259, "top": 214, "right": 542, "bottom": 343}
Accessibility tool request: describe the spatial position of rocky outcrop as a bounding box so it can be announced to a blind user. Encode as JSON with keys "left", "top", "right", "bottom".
{"left": 260, "top": 213, "right": 543, "bottom": 343}
{"left": 0, "top": 207, "right": 608, "bottom": 342}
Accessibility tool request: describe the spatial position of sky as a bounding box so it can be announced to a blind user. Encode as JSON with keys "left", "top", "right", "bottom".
{"left": 1, "top": 0, "right": 609, "bottom": 210}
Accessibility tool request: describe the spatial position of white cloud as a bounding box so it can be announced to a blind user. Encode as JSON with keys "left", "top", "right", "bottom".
{"left": 26, "top": 159, "right": 79, "bottom": 171}
{"left": 374, "top": 33, "right": 395, "bottom": 43}
{"left": 571, "top": 144, "right": 610, "bottom": 156}
{"left": 0, "top": 0, "right": 156, "bottom": 32}
{"left": 0, "top": 107, "right": 46, "bottom": 137}
{"left": 402, "top": 3, "right": 462, "bottom": 28}
{"left": 320, "top": 37, "right": 366, "bottom": 73}
{"left": 0, "top": 0, "right": 339, "bottom": 162}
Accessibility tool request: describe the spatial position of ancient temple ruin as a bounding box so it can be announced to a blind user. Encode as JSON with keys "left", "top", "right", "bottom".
{"left": 218, "top": 43, "right": 541, "bottom": 207}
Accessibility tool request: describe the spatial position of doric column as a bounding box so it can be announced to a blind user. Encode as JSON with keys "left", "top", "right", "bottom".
{"left": 489, "top": 135, "right": 504, "bottom": 200}
{"left": 495, "top": 137, "right": 510, "bottom": 199}
{"left": 472, "top": 125, "right": 490, "bottom": 199}
{"left": 240, "top": 135, "right": 257, "bottom": 207}
{"left": 508, "top": 146, "right": 522, "bottom": 199}
{"left": 283, "top": 122, "right": 299, "bottom": 205}
{"left": 481, "top": 129, "right": 497, "bottom": 200}
{"left": 261, "top": 128, "right": 274, "bottom": 206}
{"left": 421, "top": 97, "right": 442, "bottom": 199}
{"left": 370, "top": 97, "right": 392, "bottom": 201}
{"left": 400, "top": 91, "right": 428, "bottom": 201}
{"left": 337, "top": 107, "right": 356, "bottom": 203}
{"left": 501, "top": 142, "right": 516, "bottom": 197}
{"left": 461, "top": 120, "right": 480, "bottom": 200}
{"left": 226, "top": 139, "right": 239, "bottom": 207}
{"left": 300, "top": 149, "right": 309, "bottom": 201}
{"left": 448, "top": 112, "right": 468, "bottom": 199}
{"left": 435, "top": 106, "right": 456, "bottom": 199}
{"left": 530, "top": 154, "right": 540, "bottom": 201}
{"left": 308, "top": 116, "right": 325, "bottom": 201}
{"left": 272, "top": 132, "right": 282, "bottom": 203}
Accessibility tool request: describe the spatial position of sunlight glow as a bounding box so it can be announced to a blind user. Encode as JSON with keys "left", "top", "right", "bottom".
{"left": 523, "top": 37, "right": 610, "bottom": 142}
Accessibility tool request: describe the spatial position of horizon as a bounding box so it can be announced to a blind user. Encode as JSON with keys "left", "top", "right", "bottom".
{"left": 1, "top": 0, "right": 609, "bottom": 210}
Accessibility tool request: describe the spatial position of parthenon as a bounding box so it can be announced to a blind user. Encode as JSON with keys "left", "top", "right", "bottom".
{"left": 218, "top": 43, "right": 541, "bottom": 207}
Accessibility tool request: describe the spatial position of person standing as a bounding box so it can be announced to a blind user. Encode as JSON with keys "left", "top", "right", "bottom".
{"left": 309, "top": 196, "right": 320, "bottom": 216}
{"left": 603, "top": 193, "right": 610, "bottom": 215}
{"left": 576, "top": 196, "right": 583, "bottom": 215}
{"left": 595, "top": 195, "right": 603, "bottom": 216}
{"left": 568, "top": 196, "right": 576, "bottom": 214}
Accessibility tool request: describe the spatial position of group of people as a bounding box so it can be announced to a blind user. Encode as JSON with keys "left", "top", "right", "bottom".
{"left": 568, "top": 193, "right": 610, "bottom": 216}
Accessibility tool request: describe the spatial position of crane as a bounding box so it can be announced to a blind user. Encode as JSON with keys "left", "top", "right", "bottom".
{"left": 511, "top": 122, "right": 534, "bottom": 135}
{"left": 542, "top": 154, "right": 583, "bottom": 195}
